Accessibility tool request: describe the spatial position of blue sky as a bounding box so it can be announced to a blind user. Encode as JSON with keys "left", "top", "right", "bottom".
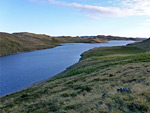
{"left": 0, "top": 0, "right": 150, "bottom": 37}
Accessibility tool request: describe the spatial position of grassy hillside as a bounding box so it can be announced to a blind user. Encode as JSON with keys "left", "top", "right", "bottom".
{"left": 0, "top": 39, "right": 150, "bottom": 113}
{"left": 0, "top": 32, "right": 61, "bottom": 56}
{"left": 128, "top": 38, "right": 150, "bottom": 50}
{"left": 0, "top": 32, "right": 105, "bottom": 56}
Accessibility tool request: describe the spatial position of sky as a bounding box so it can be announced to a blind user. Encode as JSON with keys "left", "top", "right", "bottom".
{"left": 0, "top": 0, "right": 150, "bottom": 38}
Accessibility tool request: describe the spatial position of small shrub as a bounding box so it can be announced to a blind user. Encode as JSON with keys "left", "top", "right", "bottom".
{"left": 127, "top": 103, "right": 148, "bottom": 112}
{"left": 64, "top": 104, "right": 81, "bottom": 110}
{"left": 61, "top": 93, "right": 70, "bottom": 97}
{"left": 73, "top": 85, "right": 92, "bottom": 92}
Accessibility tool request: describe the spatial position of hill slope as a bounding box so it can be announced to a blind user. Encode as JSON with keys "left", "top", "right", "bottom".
{"left": 0, "top": 38, "right": 150, "bottom": 112}
{"left": 0, "top": 32, "right": 105, "bottom": 56}
{"left": 0, "top": 32, "right": 61, "bottom": 56}
{"left": 128, "top": 38, "right": 150, "bottom": 50}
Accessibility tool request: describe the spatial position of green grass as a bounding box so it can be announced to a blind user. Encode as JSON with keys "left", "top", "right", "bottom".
{"left": 0, "top": 39, "right": 150, "bottom": 113}
{"left": 81, "top": 46, "right": 146, "bottom": 60}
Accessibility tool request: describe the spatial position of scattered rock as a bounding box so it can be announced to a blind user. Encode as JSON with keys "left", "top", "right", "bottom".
{"left": 117, "top": 87, "right": 131, "bottom": 93}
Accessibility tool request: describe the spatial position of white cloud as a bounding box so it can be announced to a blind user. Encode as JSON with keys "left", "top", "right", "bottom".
{"left": 145, "top": 19, "right": 150, "bottom": 22}
{"left": 140, "top": 19, "right": 150, "bottom": 25}
{"left": 141, "top": 23, "right": 150, "bottom": 25}
{"left": 30, "top": 0, "right": 150, "bottom": 18}
{"left": 47, "top": 0, "right": 137, "bottom": 17}
{"left": 121, "top": 0, "right": 150, "bottom": 16}
{"left": 141, "top": 22, "right": 150, "bottom": 25}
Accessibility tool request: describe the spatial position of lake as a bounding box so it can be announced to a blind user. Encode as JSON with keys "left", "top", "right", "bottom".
{"left": 0, "top": 40, "right": 134, "bottom": 97}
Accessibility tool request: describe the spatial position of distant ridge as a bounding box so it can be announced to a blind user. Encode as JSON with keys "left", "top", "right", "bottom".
{"left": 0, "top": 32, "right": 105, "bottom": 56}
{"left": 81, "top": 35, "right": 146, "bottom": 41}
{"left": 0, "top": 32, "right": 146, "bottom": 56}
{"left": 95, "top": 35, "right": 145, "bottom": 41}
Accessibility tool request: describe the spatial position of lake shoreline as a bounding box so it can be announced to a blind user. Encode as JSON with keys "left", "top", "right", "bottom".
{"left": 0, "top": 44, "right": 61, "bottom": 57}
{"left": 1, "top": 32, "right": 144, "bottom": 56}
{"left": 0, "top": 40, "right": 135, "bottom": 97}
{"left": 0, "top": 42, "right": 105, "bottom": 57}
{"left": 1, "top": 39, "right": 149, "bottom": 112}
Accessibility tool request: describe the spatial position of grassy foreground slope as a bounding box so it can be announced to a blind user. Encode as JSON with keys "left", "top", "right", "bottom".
{"left": 0, "top": 39, "right": 150, "bottom": 113}
{"left": 0, "top": 32, "right": 104, "bottom": 56}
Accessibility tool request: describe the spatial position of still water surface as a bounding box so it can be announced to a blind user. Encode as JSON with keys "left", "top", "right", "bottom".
{"left": 0, "top": 40, "right": 134, "bottom": 96}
